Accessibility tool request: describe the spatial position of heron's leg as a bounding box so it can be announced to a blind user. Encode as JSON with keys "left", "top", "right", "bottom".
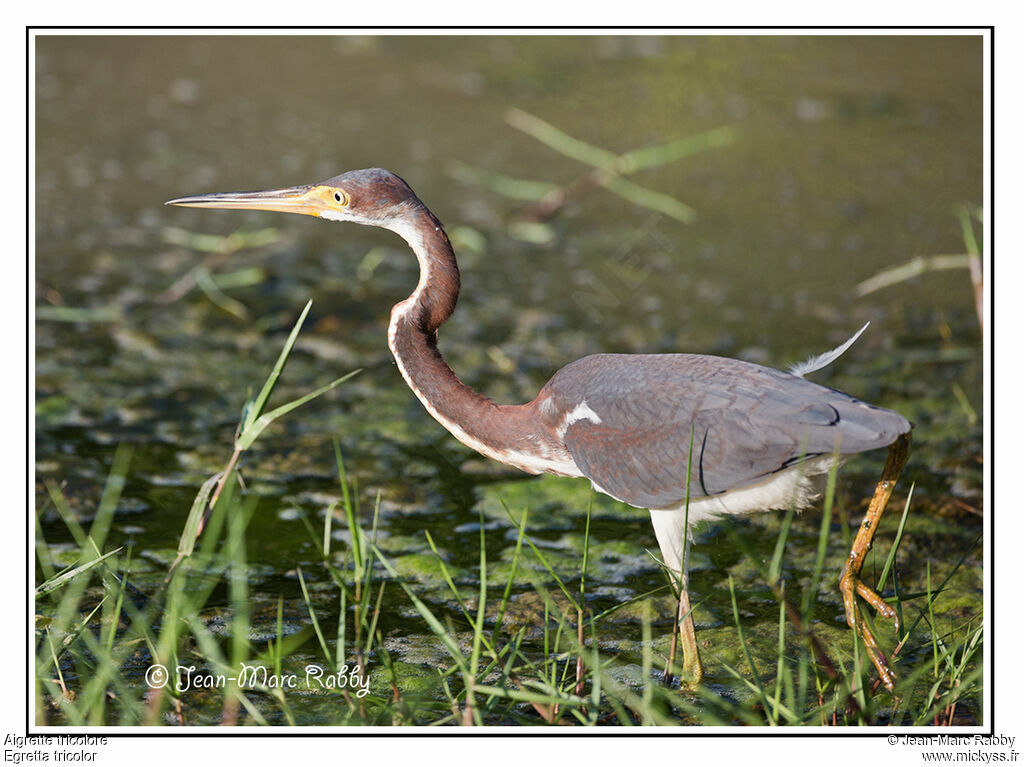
{"left": 675, "top": 542, "right": 702, "bottom": 685}
{"left": 663, "top": 557, "right": 702, "bottom": 686}
{"left": 838, "top": 432, "right": 911, "bottom": 691}
{"left": 653, "top": 508, "right": 702, "bottom": 686}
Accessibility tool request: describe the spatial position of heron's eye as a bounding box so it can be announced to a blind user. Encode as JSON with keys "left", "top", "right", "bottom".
{"left": 333, "top": 190, "right": 346, "bottom": 205}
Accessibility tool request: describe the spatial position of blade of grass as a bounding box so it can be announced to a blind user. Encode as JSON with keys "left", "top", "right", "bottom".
{"left": 620, "top": 125, "right": 737, "bottom": 171}
{"left": 501, "top": 501, "right": 580, "bottom": 612}
{"left": 876, "top": 483, "right": 914, "bottom": 593}
{"left": 194, "top": 266, "right": 251, "bottom": 320}
{"left": 371, "top": 544, "right": 470, "bottom": 678}
{"left": 604, "top": 177, "right": 696, "bottom": 224}
{"left": 506, "top": 107, "right": 618, "bottom": 167}
{"left": 768, "top": 505, "right": 797, "bottom": 584}
{"left": 177, "top": 473, "right": 221, "bottom": 559}
{"left": 802, "top": 457, "right": 841, "bottom": 619}
{"left": 297, "top": 566, "right": 332, "bottom": 666}
{"left": 237, "top": 369, "right": 360, "bottom": 450}
{"left": 493, "top": 507, "right": 528, "bottom": 644}
{"left": 35, "top": 548, "right": 124, "bottom": 597}
{"left": 727, "top": 574, "right": 769, "bottom": 717}
{"left": 241, "top": 299, "right": 318, "bottom": 435}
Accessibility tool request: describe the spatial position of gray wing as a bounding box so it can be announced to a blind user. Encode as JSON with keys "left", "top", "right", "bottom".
{"left": 540, "top": 353, "right": 910, "bottom": 510}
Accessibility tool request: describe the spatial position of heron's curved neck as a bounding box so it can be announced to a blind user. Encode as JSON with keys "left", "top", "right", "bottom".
{"left": 386, "top": 209, "right": 496, "bottom": 438}
{"left": 384, "top": 208, "right": 566, "bottom": 474}
{"left": 387, "top": 208, "right": 461, "bottom": 335}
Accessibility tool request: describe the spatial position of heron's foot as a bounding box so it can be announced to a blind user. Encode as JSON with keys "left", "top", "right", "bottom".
{"left": 839, "top": 565, "right": 899, "bottom": 691}
{"left": 836, "top": 433, "right": 911, "bottom": 693}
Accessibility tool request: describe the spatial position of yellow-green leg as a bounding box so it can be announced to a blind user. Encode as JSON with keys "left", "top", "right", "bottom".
{"left": 663, "top": 544, "right": 702, "bottom": 686}
{"left": 652, "top": 508, "right": 703, "bottom": 686}
{"left": 675, "top": 580, "right": 702, "bottom": 685}
{"left": 838, "top": 432, "right": 911, "bottom": 691}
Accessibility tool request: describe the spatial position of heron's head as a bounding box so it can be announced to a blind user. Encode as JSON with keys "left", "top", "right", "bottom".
{"left": 166, "top": 168, "right": 425, "bottom": 229}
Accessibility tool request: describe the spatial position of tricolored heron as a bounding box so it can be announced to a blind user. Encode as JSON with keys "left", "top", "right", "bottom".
{"left": 168, "top": 168, "right": 912, "bottom": 690}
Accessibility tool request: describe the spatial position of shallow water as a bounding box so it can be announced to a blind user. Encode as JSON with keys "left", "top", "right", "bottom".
{"left": 34, "top": 34, "right": 983, "bottom": 725}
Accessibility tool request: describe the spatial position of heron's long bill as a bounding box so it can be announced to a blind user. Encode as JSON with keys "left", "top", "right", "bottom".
{"left": 165, "top": 184, "right": 341, "bottom": 217}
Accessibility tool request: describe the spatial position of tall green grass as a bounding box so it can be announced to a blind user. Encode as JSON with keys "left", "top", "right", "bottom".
{"left": 34, "top": 450, "right": 984, "bottom": 726}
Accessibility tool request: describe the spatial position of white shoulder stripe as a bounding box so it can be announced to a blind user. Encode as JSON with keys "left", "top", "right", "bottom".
{"left": 557, "top": 400, "right": 602, "bottom": 438}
